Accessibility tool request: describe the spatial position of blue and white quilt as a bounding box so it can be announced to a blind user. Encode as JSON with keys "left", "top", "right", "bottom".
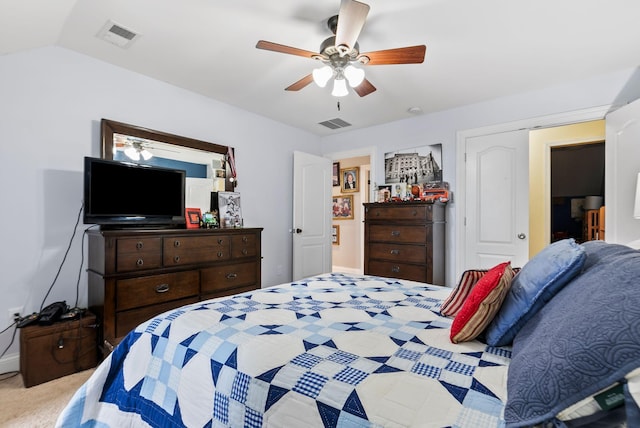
{"left": 56, "top": 273, "right": 511, "bottom": 427}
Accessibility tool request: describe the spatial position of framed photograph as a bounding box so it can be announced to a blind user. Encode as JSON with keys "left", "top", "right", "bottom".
{"left": 332, "top": 162, "right": 340, "bottom": 187}
{"left": 332, "top": 225, "right": 340, "bottom": 245}
{"left": 218, "top": 191, "right": 243, "bottom": 228}
{"left": 185, "top": 208, "right": 201, "bottom": 229}
{"left": 341, "top": 167, "right": 359, "bottom": 193}
{"left": 332, "top": 195, "right": 354, "bottom": 220}
{"left": 377, "top": 185, "right": 392, "bottom": 202}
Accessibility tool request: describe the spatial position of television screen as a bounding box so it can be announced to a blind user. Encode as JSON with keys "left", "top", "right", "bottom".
{"left": 84, "top": 156, "right": 186, "bottom": 227}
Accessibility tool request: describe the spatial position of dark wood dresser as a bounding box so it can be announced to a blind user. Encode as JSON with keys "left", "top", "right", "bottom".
{"left": 87, "top": 227, "right": 262, "bottom": 352}
{"left": 364, "top": 202, "right": 445, "bottom": 285}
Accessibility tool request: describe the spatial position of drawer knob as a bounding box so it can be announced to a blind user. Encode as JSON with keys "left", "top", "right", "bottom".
{"left": 136, "top": 258, "right": 144, "bottom": 266}
{"left": 391, "top": 231, "right": 400, "bottom": 237}
{"left": 242, "top": 236, "right": 248, "bottom": 243}
{"left": 412, "top": 210, "right": 417, "bottom": 216}
{"left": 174, "top": 240, "right": 181, "bottom": 247}
{"left": 155, "top": 283, "right": 170, "bottom": 293}
{"left": 390, "top": 249, "right": 400, "bottom": 255}
{"left": 392, "top": 266, "right": 400, "bottom": 273}
{"left": 241, "top": 248, "right": 248, "bottom": 255}
{"left": 226, "top": 273, "right": 238, "bottom": 280}
{"left": 218, "top": 238, "right": 224, "bottom": 245}
{"left": 217, "top": 252, "right": 224, "bottom": 258}
{"left": 174, "top": 255, "right": 180, "bottom": 263}
{"left": 136, "top": 241, "right": 143, "bottom": 249}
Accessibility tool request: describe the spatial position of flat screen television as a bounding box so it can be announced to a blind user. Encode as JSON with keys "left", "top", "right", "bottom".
{"left": 84, "top": 156, "right": 186, "bottom": 228}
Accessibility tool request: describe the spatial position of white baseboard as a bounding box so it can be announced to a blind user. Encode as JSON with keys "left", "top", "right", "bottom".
{"left": 0, "top": 352, "right": 19, "bottom": 375}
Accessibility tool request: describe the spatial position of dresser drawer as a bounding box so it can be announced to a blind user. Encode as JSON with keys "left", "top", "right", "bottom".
{"left": 231, "top": 234, "right": 258, "bottom": 258}
{"left": 366, "top": 204, "right": 433, "bottom": 221}
{"left": 116, "top": 271, "right": 199, "bottom": 311}
{"left": 369, "top": 242, "right": 427, "bottom": 264}
{"left": 116, "top": 238, "right": 162, "bottom": 272}
{"left": 116, "top": 296, "right": 199, "bottom": 339}
{"left": 366, "top": 261, "right": 428, "bottom": 283}
{"left": 368, "top": 225, "right": 427, "bottom": 244}
{"left": 201, "top": 261, "right": 258, "bottom": 294}
{"left": 163, "top": 235, "right": 230, "bottom": 265}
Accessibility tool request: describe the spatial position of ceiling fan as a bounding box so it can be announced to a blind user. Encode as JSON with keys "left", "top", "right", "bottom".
{"left": 256, "top": 0, "right": 426, "bottom": 97}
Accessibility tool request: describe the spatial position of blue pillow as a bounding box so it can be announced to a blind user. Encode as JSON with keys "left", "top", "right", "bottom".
{"left": 484, "top": 238, "right": 586, "bottom": 347}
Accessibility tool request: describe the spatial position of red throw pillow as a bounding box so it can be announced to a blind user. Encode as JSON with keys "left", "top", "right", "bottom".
{"left": 450, "top": 262, "right": 514, "bottom": 344}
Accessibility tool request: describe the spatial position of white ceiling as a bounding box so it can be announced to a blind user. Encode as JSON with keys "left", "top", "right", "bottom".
{"left": 2, "top": 0, "right": 639, "bottom": 136}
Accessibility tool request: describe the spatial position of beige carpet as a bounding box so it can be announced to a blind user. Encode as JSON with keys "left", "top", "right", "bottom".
{"left": 0, "top": 368, "right": 94, "bottom": 427}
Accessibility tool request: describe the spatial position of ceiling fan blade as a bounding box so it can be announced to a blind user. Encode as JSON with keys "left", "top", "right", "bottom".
{"left": 359, "top": 45, "right": 426, "bottom": 65}
{"left": 285, "top": 74, "right": 314, "bottom": 91}
{"left": 335, "top": 0, "right": 370, "bottom": 53}
{"left": 256, "top": 40, "right": 319, "bottom": 59}
{"left": 353, "top": 78, "right": 376, "bottom": 97}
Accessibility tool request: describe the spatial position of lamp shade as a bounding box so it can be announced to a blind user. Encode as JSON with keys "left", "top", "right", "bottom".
{"left": 344, "top": 65, "right": 365, "bottom": 87}
{"left": 312, "top": 66, "right": 333, "bottom": 88}
{"left": 331, "top": 78, "right": 349, "bottom": 97}
{"left": 634, "top": 172, "right": 640, "bottom": 219}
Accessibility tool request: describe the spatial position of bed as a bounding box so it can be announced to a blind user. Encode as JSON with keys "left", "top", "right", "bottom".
{"left": 56, "top": 239, "right": 640, "bottom": 427}
{"left": 56, "top": 273, "right": 511, "bottom": 427}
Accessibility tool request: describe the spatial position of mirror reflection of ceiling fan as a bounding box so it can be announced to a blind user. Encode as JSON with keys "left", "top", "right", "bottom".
{"left": 256, "top": 0, "right": 426, "bottom": 97}
{"left": 113, "top": 135, "right": 180, "bottom": 161}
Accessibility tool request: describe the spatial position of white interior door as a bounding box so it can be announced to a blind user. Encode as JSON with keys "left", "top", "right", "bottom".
{"left": 464, "top": 130, "right": 530, "bottom": 270}
{"left": 292, "top": 151, "right": 332, "bottom": 280}
{"left": 605, "top": 98, "right": 640, "bottom": 246}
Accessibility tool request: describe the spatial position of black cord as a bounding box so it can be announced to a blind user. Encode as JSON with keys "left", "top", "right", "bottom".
{"left": 74, "top": 225, "right": 98, "bottom": 308}
{"left": 39, "top": 202, "right": 84, "bottom": 312}
{"left": 0, "top": 324, "right": 18, "bottom": 361}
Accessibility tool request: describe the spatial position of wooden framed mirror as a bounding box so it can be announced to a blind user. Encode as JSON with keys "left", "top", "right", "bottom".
{"left": 100, "top": 119, "right": 235, "bottom": 192}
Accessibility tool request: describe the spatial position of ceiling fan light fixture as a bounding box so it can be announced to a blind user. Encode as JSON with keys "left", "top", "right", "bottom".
{"left": 344, "top": 65, "right": 365, "bottom": 87}
{"left": 124, "top": 146, "right": 140, "bottom": 161}
{"left": 140, "top": 149, "right": 153, "bottom": 160}
{"left": 312, "top": 65, "right": 333, "bottom": 88}
{"left": 332, "top": 78, "right": 349, "bottom": 97}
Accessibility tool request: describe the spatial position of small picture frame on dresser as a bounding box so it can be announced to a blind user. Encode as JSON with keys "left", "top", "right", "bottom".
{"left": 185, "top": 208, "right": 201, "bottom": 229}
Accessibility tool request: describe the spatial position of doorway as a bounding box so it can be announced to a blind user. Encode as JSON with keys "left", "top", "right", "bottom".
{"left": 456, "top": 108, "right": 609, "bottom": 283}
{"left": 331, "top": 155, "right": 370, "bottom": 274}
{"left": 550, "top": 142, "right": 605, "bottom": 243}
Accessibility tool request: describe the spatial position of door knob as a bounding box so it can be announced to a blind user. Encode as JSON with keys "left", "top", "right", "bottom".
{"left": 295, "top": 228, "right": 302, "bottom": 234}
{"left": 517, "top": 233, "right": 526, "bottom": 240}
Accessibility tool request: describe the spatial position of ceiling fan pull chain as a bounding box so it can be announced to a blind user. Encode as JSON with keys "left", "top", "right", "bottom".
{"left": 337, "top": 101, "right": 341, "bottom": 111}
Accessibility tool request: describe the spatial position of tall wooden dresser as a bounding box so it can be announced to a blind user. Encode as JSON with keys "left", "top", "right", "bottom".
{"left": 87, "top": 227, "right": 262, "bottom": 353}
{"left": 364, "top": 202, "right": 445, "bottom": 285}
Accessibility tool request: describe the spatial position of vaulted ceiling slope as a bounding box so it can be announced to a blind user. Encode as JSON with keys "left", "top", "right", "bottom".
{"left": 2, "top": 0, "right": 639, "bottom": 135}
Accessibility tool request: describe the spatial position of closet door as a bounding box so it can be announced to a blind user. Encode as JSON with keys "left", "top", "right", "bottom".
{"left": 464, "top": 129, "right": 529, "bottom": 270}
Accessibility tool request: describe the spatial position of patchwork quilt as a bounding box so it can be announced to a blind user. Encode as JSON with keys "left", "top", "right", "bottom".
{"left": 56, "top": 273, "right": 511, "bottom": 427}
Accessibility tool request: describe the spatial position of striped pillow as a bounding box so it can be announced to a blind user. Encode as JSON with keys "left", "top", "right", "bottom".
{"left": 450, "top": 262, "right": 515, "bottom": 344}
{"left": 440, "top": 269, "right": 488, "bottom": 316}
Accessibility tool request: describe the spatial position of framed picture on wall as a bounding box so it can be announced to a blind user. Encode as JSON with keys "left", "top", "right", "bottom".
{"left": 341, "top": 167, "right": 359, "bottom": 193}
{"left": 333, "top": 162, "right": 340, "bottom": 187}
{"left": 332, "top": 195, "right": 354, "bottom": 220}
{"left": 332, "top": 225, "right": 340, "bottom": 245}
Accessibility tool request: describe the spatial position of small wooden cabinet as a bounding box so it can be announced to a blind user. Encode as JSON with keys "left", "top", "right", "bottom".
{"left": 364, "top": 202, "right": 445, "bottom": 285}
{"left": 20, "top": 312, "right": 98, "bottom": 387}
{"left": 87, "top": 228, "right": 262, "bottom": 352}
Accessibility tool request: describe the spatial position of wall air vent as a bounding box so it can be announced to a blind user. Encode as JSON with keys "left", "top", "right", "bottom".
{"left": 97, "top": 20, "right": 140, "bottom": 49}
{"left": 319, "top": 118, "right": 352, "bottom": 130}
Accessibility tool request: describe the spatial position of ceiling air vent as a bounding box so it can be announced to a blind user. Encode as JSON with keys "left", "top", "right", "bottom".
{"left": 318, "top": 118, "right": 352, "bottom": 130}
{"left": 97, "top": 20, "right": 140, "bottom": 49}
